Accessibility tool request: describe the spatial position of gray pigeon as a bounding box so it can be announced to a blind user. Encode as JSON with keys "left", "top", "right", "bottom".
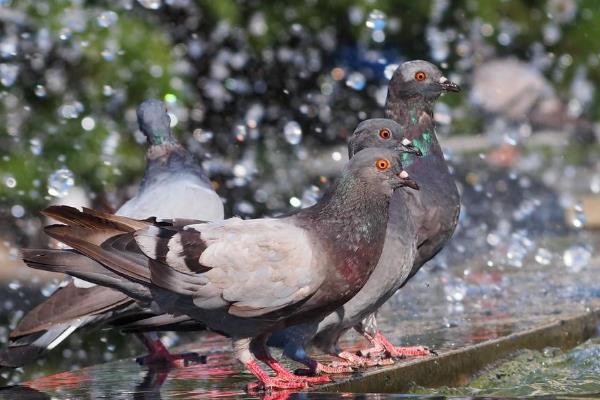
{"left": 0, "top": 99, "right": 222, "bottom": 368}
{"left": 471, "top": 58, "right": 595, "bottom": 144}
{"left": 23, "top": 147, "right": 419, "bottom": 391}
{"left": 268, "top": 60, "right": 461, "bottom": 373}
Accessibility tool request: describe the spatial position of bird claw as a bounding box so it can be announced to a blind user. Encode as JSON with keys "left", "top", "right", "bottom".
{"left": 136, "top": 351, "right": 206, "bottom": 368}
{"left": 386, "top": 345, "right": 434, "bottom": 358}
{"left": 363, "top": 332, "right": 435, "bottom": 359}
{"left": 295, "top": 361, "right": 354, "bottom": 376}
{"left": 246, "top": 377, "right": 308, "bottom": 392}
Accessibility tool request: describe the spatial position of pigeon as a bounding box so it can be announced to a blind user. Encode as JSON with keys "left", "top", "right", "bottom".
{"left": 268, "top": 60, "right": 461, "bottom": 372}
{"left": 23, "top": 147, "right": 419, "bottom": 391}
{"left": 0, "top": 99, "right": 222, "bottom": 369}
{"left": 471, "top": 58, "right": 595, "bottom": 145}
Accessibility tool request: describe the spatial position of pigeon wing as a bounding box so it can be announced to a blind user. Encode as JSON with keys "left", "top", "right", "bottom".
{"left": 135, "top": 218, "right": 324, "bottom": 318}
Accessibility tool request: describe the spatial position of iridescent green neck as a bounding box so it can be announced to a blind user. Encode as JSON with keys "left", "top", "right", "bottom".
{"left": 385, "top": 95, "right": 437, "bottom": 166}
{"left": 147, "top": 129, "right": 176, "bottom": 146}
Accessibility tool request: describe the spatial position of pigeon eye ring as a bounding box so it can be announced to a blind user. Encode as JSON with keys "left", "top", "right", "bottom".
{"left": 375, "top": 159, "right": 390, "bottom": 171}
{"left": 415, "top": 71, "right": 427, "bottom": 81}
{"left": 379, "top": 128, "right": 391, "bottom": 139}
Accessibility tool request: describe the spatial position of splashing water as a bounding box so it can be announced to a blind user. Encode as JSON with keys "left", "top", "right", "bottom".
{"left": 47, "top": 168, "right": 75, "bottom": 198}
{"left": 283, "top": 121, "right": 302, "bottom": 145}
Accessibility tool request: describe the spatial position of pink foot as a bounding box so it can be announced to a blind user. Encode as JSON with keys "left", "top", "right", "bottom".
{"left": 257, "top": 352, "right": 332, "bottom": 384}
{"left": 361, "top": 331, "right": 436, "bottom": 359}
{"left": 271, "top": 364, "right": 331, "bottom": 384}
{"left": 245, "top": 361, "right": 307, "bottom": 392}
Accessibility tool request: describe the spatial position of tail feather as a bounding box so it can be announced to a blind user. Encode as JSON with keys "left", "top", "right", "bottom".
{"left": 42, "top": 205, "right": 149, "bottom": 231}
{"left": 11, "top": 281, "right": 131, "bottom": 338}
{"left": 119, "top": 314, "right": 205, "bottom": 333}
{"left": 43, "top": 225, "right": 151, "bottom": 285}
{"left": 22, "top": 249, "right": 152, "bottom": 302}
{"left": 0, "top": 318, "right": 91, "bottom": 368}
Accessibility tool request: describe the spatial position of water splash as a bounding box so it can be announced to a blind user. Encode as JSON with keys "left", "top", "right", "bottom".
{"left": 47, "top": 168, "right": 75, "bottom": 198}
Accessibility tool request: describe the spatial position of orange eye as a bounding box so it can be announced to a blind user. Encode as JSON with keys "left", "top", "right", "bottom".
{"left": 379, "top": 128, "right": 391, "bottom": 139}
{"left": 375, "top": 158, "right": 390, "bottom": 171}
{"left": 415, "top": 71, "right": 427, "bottom": 81}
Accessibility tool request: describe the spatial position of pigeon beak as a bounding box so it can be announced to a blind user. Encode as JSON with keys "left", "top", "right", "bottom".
{"left": 395, "top": 138, "right": 423, "bottom": 157}
{"left": 397, "top": 170, "right": 420, "bottom": 191}
{"left": 439, "top": 76, "right": 461, "bottom": 92}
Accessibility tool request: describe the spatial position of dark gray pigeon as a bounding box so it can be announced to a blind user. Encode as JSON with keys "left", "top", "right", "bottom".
{"left": 23, "top": 147, "right": 419, "bottom": 391}
{"left": 0, "top": 99, "right": 222, "bottom": 369}
{"left": 268, "top": 60, "right": 461, "bottom": 373}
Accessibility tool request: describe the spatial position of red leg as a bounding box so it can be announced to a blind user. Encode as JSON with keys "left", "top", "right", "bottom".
{"left": 245, "top": 360, "right": 307, "bottom": 391}
{"left": 361, "top": 331, "right": 435, "bottom": 359}
{"left": 253, "top": 342, "right": 331, "bottom": 384}
{"left": 135, "top": 333, "right": 206, "bottom": 368}
{"left": 294, "top": 350, "right": 382, "bottom": 377}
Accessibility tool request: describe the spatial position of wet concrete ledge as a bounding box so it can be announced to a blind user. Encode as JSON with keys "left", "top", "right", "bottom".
{"left": 316, "top": 309, "right": 600, "bottom": 394}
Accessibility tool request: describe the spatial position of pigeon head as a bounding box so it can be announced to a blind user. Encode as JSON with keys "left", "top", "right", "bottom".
{"left": 346, "top": 147, "right": 419, "bottom": 194}
{"left": 137, "top": 99, "right": 174, "bottom": 146}
{"left": 387, "top": 60, "right": 460, "bottom": 102}
{"left": 348, "top": 118, "right": 423, "bottom": 158}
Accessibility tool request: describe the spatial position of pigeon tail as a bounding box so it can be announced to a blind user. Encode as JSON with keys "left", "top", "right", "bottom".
{"left": 22, "top": 249, "right": 152, "bottom": 302}
{"left": 0, "top": 318, "right": 92, "bottom": 368}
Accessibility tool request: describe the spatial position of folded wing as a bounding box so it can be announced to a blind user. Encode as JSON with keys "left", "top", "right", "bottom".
{"left": 135, "top": 218, "right": 324, "bottom": 318}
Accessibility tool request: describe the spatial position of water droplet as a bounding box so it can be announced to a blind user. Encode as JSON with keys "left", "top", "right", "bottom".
{"left": 445, "top": 279, "right": 467, "bottom": 302}
{"left": 563, "top": 245, "right": 591, "bottom": 273}
{"left": 543, "top": 22, "right": 561, "bottom": 45}
{"left": 301, "top": 186, "right": 321, "bottom": 208}
{"left": 167, "top": 112, "right": 178, "bottom": 127}
{"left": 97, "top": 10, "right": 118, "bottom": 28}
{"left": 384, "top": 64, "right": 398, "bottom": 80}
{"left": 534, "top": 248, "right": 553, "bottom": 266}
{"left": 58, "top": 28, "right": 72, "bottom": 41}
{"left": 137, "top": 0, "right": 161, "bottom": 10}
{"left": 101, "top": 49, "right": 115, "bottom": 61}
{"left": 233, "top": 164, "right": 247, "bottom": 178}
{"left": 10, "top": 205, "right": 24, "bottom": 218}
{"left": 346, "top": 72, "right": 366, "bottom": 91}
{"left": 245, "top": 104, "right": 264, "bottom": 128}
{"left": 0, "top": 35, "right": 17, "bottom": 58}
{"left": 102, "top": 85, "right": 114, "bottom": 96}
{"left": 235, "top": 201, "right": 255, "bottom": 215}
{"left": 48, "top": 168, "right": 75, "bottom": 198}
{"left": 366, "top": 10, "right": 386, "bottom": 31}
{"left": 283, "top": 121, "right": 302, "bottom": 145}
{"left": 289, "top": 197, "right": 301, "bottom": 208}
{"left": 4, "top": 176, "right": 16, "bottom": 188}
{"left": 8, "top": 281, "right": 20, "bottom": 291}
{"left": 59, "top": 102, "right": 84, "bottom": 119}
{"left": 81, "top": 116, "right": 96, "bottom": 131}
{"left": 34, "top": 84, "right": 47, "bottom": 97}
{"left": 234, "top": 125, "right": 247, "bottom": 142}
{"left": 0, "top": 63, "right": 19, "bottom": 86}
{"left": 571, "top": 202, "right": 586, "bottom": 229}
{"left": 30, "top": 138, "right": 42, "bottom": 156}
{"left": 372, "top": 30, "right": 385, "bottom": 43}
{"left": 249, "top": 12, "right": 267, "bottom": 36}
{"left": 193, "top": 129, "right": 213, "bottom": 143}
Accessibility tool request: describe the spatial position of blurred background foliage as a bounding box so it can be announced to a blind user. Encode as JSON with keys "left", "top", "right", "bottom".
{"left": 1, "top": 0, "right": 599, "bottom": 233}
